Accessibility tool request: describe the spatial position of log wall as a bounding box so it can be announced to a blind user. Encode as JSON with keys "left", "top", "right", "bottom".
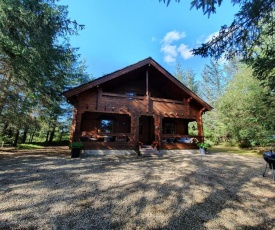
{"left": 71, "top": 85, "right": 205, "bottom": 150}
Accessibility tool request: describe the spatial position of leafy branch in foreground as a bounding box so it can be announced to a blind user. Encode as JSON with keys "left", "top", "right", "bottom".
{"left": 160, "top": 0, "right": 275, "bottom": 90}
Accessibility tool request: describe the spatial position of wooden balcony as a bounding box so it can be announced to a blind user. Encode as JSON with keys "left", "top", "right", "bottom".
{"left": 98, "top": 92, "right": 147, "bottom": 113}
{"left": 97, "top": 92, "right": 189, "bottom": 117}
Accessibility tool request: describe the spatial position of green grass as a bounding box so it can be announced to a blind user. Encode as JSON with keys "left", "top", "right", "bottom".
{"left": 209, "top": 144, "right": 264, "bottom": 158}
{"left": 18, "top": 144, "right": 45, "bottom": 149}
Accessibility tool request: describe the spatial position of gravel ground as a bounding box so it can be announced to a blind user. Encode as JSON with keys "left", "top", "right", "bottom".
{"left": 0, "top": 147, "right": 274, "bottom": 230}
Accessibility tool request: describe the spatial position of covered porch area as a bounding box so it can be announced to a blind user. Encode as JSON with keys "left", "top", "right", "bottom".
{"left": 73, "top": 111, "right": 203, "bottom": 150}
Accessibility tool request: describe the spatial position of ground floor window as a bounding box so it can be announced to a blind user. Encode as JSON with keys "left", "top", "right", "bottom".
{"left": 163, "top": 123, "right": 175, "bottom": 134}
{"left": 100, "top": 119, "right": 114, "bottom": 133}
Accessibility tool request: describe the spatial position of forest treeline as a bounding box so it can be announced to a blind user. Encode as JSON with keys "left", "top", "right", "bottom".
{"left": 0, "top": 0, "right": 274, "bottom": 147}
{"left": 0, "top": 0, "right": 90, "bottom": 146}
{"left": 175, "top": 60, "right": 275, "bottom": 148}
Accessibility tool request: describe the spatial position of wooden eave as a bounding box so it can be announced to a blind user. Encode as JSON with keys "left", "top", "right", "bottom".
{"left": 63, "top": 57, "right": 213, "bottom": 111}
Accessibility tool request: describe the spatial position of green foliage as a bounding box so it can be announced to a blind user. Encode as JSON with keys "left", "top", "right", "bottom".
{"left": 174, "top": 62, "right": 199, "bottom": 94}
{"left": 0, "top": 0, "right": 91, "bottom": 146}
{"left": 1, "top": 0, "right": 81, "bottom": 100}
{"left": 197, "top": 142, "right": 211, "bottom": 149}
{"left": 161, "top": 0, "right": 225, "bottom": 16}
{"left": 202, "top": 110, "right": 227, "bottom": 145}
{"left": 70, "top": 142, "right": 84, "bottom": 149}
{"left": 217, "top": 65, "right": 275, "bottom": 147}
{"left": 188, "top": 121, "right": 198, "bottom": 136}
{"left": 191, "top": 0, "right": 275, "bottom": 90}
{"left": 199, "top": 59, "right": 226, "bottom": 105}
{"left": 162, "top": 0, "right": 275, "bottom": 90}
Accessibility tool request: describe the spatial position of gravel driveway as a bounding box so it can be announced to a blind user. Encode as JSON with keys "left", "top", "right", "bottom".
{"left": 0, "top": 147, "right": 274, "bottom": 230}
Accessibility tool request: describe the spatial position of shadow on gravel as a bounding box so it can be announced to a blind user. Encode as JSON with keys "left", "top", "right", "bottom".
{"left": 0, "top": 147, "right": 274, "bottom": 229}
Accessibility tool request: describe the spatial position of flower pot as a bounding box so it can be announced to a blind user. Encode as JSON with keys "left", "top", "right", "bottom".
{"left": 199, "top": 147, "right": 207, "bottom": 155}
{"left": 71, "top": 148, "right": 81, "bottom": 158}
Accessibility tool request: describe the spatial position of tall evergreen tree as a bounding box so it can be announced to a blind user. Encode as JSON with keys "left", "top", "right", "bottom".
{"left": 199, "top": 59, "right": 225, "bottom": 105}
{"left": 0, "top": 0, "right": 90, "bottom": 145}
{"left": 0, "top": 0, "right": 85, "bottom": 110}
{"left": 174, "top": 62, "right": 199, "bottom": 94}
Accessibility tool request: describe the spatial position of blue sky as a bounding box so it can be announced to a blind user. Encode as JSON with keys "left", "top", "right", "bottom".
{"left": 61, "top": 0, "right": 239, "bottom": 80}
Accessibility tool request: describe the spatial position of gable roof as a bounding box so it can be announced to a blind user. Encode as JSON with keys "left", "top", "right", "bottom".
{"left": 64, "top": 57, "right": 213, "bottom": 111}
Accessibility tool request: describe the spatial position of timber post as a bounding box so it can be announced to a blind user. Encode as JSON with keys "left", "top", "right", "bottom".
{"left": 197, "top": 107, "right": 205, "bottom": 142}
{"left": 69, "top": 107, "right": 77, "bottom": 143}
{"left": 131, "top": 111, "right": 140, "bottom": 149}
{"left": 153, "top": 113, "right": 162, "bottom": 149}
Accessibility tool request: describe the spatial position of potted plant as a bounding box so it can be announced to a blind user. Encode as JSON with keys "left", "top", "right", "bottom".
{"left": 70, "top": 141, "right": 84, "bottom": 158}
{"left": 197, "top": 142, "right": 210, "bottom": 155}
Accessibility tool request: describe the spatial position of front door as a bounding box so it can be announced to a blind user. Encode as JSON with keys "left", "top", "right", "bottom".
{"left": 139, "top": 115, "right": 154, "bottom": 145}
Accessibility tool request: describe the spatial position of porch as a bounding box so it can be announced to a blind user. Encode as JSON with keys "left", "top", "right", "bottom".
{"left": 76, "top": 110, "right": 202, "bottom": 150}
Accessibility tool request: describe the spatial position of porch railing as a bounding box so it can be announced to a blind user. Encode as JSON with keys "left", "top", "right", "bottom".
{"left": 98, "top": 93, "right": 189, "bottom": 115}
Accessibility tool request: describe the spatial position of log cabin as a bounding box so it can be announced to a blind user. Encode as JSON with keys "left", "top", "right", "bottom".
{"left": 64, "top": 57, "right": 212, "bottom": 151}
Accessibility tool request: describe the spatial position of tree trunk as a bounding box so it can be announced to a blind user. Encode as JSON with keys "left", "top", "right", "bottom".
{"left": 13, "top": 130, "right": 20, "bottom": 147}
{"left": 48, "top": 126, "right": 56, "bottom": 145}
{"left": 29, "top": 128, "right": 36, "bottom": 143}
{"left": 45, "top": 130, "right": 50, "bottom": 145}
{"left": 21, "top": 128, "right": 28, "bottom": 143}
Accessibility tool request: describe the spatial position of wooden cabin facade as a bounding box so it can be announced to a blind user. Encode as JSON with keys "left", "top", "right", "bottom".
{"left": 64, "top": 57, "right": 212, "bottom": 150}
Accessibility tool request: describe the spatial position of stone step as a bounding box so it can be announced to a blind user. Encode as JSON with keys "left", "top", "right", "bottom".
{"left": 140, "top": 145, "right": 160, "bottom": 157}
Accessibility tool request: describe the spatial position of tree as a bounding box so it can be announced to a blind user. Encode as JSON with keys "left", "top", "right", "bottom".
{"left": 199, "top": 59, "right": 234, "bottom": 145}
{"left": 0, "top": 0, "right": 85, "bottom": 111}
{"left": 218, "top": 65, "right": 275, "bottom": 147}
{"left": 0, "top": 0, "right": 90, "bottom": 146}
{"left": 160, "top": 0, "right": 275, "bottom": 90}
{"left": 174, "top": 62, "right": 199, "bottom": 94}
{"left": 199, "top": 59, "right": 226, "bottom": 105}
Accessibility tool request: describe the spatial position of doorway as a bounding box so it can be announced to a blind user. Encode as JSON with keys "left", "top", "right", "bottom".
{"left": 139, "top": 115, "right": 154, "bottom": 145}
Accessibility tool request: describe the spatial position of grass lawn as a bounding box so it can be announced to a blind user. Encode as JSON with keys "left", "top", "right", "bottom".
{"left": 18, "top": 143, "right": 45, "bottom": 149}
{"left": 209, "top": 144, "right": 264, "bottom": 158}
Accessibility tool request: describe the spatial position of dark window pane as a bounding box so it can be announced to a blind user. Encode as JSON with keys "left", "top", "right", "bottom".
{"left": 163, "top": 123, "right": 175, "bottom": 134}
{"left": 101, "top": 119, "right": 113, "bottom": 133}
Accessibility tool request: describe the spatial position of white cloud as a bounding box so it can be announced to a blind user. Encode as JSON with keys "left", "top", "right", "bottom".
{"left": 164, "top": 55, "right": 176, "bottom": 63}
{"left": 161, "top": 44, "right": 178, "bottom": 63}
{"left": 177, "top": 44, "right": 193, "bottom": 60}
{"left": 160, "top": 30, "right": 192, "bottom": 64}
{"left": 161, "top": 44, "right": 177, "bottom": 57}
{"left": 162, "top": 31, "right": 186, "bottom": 44}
